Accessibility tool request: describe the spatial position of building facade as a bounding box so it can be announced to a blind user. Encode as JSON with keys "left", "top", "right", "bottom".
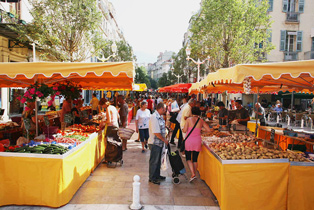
{"left": 267, "top": 0, "right": 314, "bottom": 62}
{"left": 147, "top": 51, "right": 175, "bottom": 81}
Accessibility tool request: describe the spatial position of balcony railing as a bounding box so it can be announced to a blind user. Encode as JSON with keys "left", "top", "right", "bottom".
{"left": 286, "top": 12, "right": 299, "bottom": 22}
{"left": 284, "top": 52, "right": 298, "bottom": 61}
{"left": 304, "top": 51, "right": 314, "bottom": 60}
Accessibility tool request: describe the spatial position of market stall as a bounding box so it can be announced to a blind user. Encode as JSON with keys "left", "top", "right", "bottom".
{"left": 0, "top": 62, "right": 134, "bottom": 207}
{"left": 189, "top": 60, "right": 314, "bottom": 210}
{"left": 158, "top": 83, "right": 192, "bottom": 93}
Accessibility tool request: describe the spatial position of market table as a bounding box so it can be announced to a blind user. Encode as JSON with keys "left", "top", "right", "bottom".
{"left": 258, "top": 126, "right": 314, "bottom": 152}
{"left": 198, "top": 144, "right": 289, "bottom": 210}
{"left": 0, "top": 128, "right": 107, "bottom": 207}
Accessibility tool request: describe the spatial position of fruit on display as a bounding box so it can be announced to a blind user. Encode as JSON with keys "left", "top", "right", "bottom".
{"left": 202, "top": 130, "right": 230, "bottom": 138}
{"left": 209, "top": 142, "right": 309, "bottom": 162}
{"left": 69, "top": 124, "right": 100, "bottom": 133}
{"left": 12, "top": 144, "right": 69, "bottom": 155}
{"left": 54, "top": 136, "right": 86, "bottom": 145}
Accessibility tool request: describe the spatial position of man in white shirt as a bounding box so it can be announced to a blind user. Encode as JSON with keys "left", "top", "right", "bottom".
{"left": 148, "top": 102, "right": 168, "bottom": 185}
{"left": 180, "top": 99, "right": 196, "bottom": 139}
{"left": 157, "top": 95, "right": 163, "bottom": 104}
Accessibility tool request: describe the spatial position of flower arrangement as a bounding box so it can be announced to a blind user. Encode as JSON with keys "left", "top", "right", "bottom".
{"left": 17, "top": 82, "right": 54, "bottom": 103}
{"left": 53, "top": 81, "right": 82, "bottom": 101}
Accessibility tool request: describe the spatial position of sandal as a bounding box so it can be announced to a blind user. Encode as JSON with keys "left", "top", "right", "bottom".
{"left": 189, "top": 176, "right": 196, "bottom": 182}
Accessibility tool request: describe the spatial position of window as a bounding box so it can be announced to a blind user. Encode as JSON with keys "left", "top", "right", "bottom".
{"left": 268, "top": 0, "right": 273, "bottom": 12}
{"left": 283, "top": 0, "right": 304, "bottom": 13}
{"left": 280, "top": 30, "right": 303, "bottom": 52}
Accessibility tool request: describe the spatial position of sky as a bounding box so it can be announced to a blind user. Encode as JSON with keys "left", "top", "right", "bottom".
{"left": 109, "top": 0, "right": 202, "bottom": 64}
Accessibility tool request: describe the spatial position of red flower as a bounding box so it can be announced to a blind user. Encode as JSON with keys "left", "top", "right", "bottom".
{"left": 71, "top": 88, "right": 75, "bottom": 92}
{"left": 61, "top": 86, "right": 66, "bottom": 90}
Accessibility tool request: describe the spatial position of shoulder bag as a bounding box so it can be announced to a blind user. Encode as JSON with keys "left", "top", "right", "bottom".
{"left": 180, "top": 117, "right": 200, "bottom": 152}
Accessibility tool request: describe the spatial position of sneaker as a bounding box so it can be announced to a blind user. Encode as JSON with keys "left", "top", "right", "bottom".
{"left": 149, "top": 179, "right": 160, "bottom": 185}
{"left": 144, "top": 144, "right": 148, "bottom": 149}
{"left": 141, "top": 150, "right": 145, "bottom": 153}
{"left": 157, "top": 176, "right": 166, "bottom": 181}
{"left": 135, "top": 140, "right": 140, "bottom": 142}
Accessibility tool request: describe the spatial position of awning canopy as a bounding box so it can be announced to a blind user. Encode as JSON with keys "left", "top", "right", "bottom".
{"left": 0, "top": 62, "right": 134, "bottom": 90}
{"left": 159, "top": 83, "right": 192, "bottom": 93}
{"left": 133, "top": 83, "right": 147, "bottom": 91}
{"left": 189, "top": 60, "right": 314, "bottom": 94}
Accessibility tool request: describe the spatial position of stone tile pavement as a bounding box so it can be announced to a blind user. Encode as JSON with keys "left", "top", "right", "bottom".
{"left": 0, "top": 120, "right": 220, "bottom": 210}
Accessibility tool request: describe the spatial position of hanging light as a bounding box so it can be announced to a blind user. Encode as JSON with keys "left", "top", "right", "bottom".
{"left": 185, "top": 44, "right": 191, "bottom": 58}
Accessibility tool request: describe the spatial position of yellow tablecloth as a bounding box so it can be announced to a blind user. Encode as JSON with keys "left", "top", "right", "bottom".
{"left": 0, "top": 129, "right": 106, "bottom": 207}
{"left": 288, "top": 164, "right": 314, "bottom": 210}
{"left": 198, "top": 145, "right": 289, "bottom": 210}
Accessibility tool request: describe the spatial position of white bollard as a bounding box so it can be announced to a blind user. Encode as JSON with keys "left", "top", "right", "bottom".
{"left": 301, "top": 119, "right": 304, "bottom": 128}
{"left": 268, "top": 113, "right": 271, "bottom": 122}
{"left": 287, "top": 116, "right": 290, "bottom": 126}
{"left": 277, "top": 115, "right": 280, "bottom": 124}
{"left": 130, "top": 175, "right": 142, "bottom": 210}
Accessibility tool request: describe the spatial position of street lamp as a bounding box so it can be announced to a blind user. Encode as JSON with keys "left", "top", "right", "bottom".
{"left": 185, "top": 44, "right": 210, "bottom": 82}
{"left": 171, "top": 66, "right": 182, "bottom": 84}
{"left": 98, "top": 42, "right": 118, "bottom": 62}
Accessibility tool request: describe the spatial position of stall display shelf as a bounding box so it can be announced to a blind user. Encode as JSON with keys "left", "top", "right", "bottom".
{"left": 0, "top": 128, "right": 107, "bottom": 208}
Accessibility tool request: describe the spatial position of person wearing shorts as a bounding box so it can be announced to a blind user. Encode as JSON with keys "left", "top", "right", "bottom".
{"left": 136, "top": 101, "right": 151, "bottom": 153}
{"left": 183, "top": 106, "right": 213, "bottom": 182}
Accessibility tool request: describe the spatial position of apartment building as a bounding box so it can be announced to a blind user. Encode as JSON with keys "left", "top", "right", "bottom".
{"left": 147, "top": 51, "right": 175, "bottom": 81}
{"left": 267, "top": 0, "right": 314, "bottom": 62}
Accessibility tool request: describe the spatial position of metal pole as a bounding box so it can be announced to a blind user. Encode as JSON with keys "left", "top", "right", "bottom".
{"left": 32, "top": 43, "right": 36, "bottom": 62}
{"left": 291, "top": 91, "right": 294, "bottom": 110}
{"left": 197, "top": 62, "right": 200, "bottom": 82}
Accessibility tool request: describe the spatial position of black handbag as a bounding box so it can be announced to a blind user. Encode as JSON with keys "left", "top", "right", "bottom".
{"left": 180, "top": 118, "right": 200, "bottom": 152}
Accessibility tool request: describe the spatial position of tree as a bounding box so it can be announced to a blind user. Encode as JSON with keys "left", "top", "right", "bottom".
{"left": 149, "top": 78, "right": 158, "bottom": 89}
{"left": 135, "top": 66, "right": 150, "bottom": 87}
{"left": 158, "top": 71, "right": 176, "bottom": 88}
{"left": 172, "top": 47, "right": 193, "bottom": 83}
{"left": 10, "top": 0, "right": 106, "bottom": 62}
{"left": 189, "top": 0, "right": 274, "bottom": 71}
{"left": 100, "top": 40, "right": 135, "bottom": 62}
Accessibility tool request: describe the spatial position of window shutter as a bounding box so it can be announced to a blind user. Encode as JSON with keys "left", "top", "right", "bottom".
{"left": 267, "top": 29, "right": 272, "bottom": 43}
{"left": 280, "top": 30, "right": 286, "bottom": 51}
{"left": 299, "top": 0, "right": 304, "bottom": 13}
{"left": 268, "top": 0, "right": 274, "bottom": 12}
{"left": 296, "top": 31, "right": 303, "bottom": 52}
{"left": 282, "top": 0, "right": 288, "bottom": 12}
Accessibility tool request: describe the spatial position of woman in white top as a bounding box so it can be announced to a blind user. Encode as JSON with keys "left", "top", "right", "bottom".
{"left": 99, "top": 98, "right": 120, "bottom": 141}
{"left": 136, "top": 101, "right": 151, "bottom": 153}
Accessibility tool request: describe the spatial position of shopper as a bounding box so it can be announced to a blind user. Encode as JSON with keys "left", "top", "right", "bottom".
{"left": 169, "top": 97, "right": 181, "bottom": 146}
{"left": 148, "top": 102, "right": 168, "bottom": 185}
{"left": 255, "top": 102, "right": 266, "bottom": 126}
{"left": 90, "top": 93, "right": 99, "bottom": 115}
{"left": 180, "top": 98, "right": 196, "bottom": 140}
{"left": 136, "top": 101, "right": 151, "bottom": 153}
{"left": 231, "top": 100, "right": 250, "bottom": 127}
{"left": 146, "top": 95, "right": 154, "bottom": 114}
{"left": 60, "top": 98, "right": 72, "bottom": 124}
{"left": 182, "top": 107, "right": 212, "bottom": 182}
{"left": 118, "top": 95, "right": 129, "bottom": 151}
{"left": 175, "top": 97, "right": 188, "bottom": 149}
{"left": 99, "top": 98, "right": 120, "bottom": 142}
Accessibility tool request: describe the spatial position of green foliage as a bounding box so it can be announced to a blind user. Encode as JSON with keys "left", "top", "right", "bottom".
{"left": 10, "top": 0, "right": 106, "bottom": 62}
{"left": 135, "top": 66, "right": 151, "bottom": 88}
{"left": 172, "top": 47, "right": 191, "bottom": 83}
{"left": 149, "top": 78, "right": 158, "bottom": 89}
{"left": 190, "top": 0, "right": 274, "bottom": 71}
{"left": 100, "top": 40, "right": 135, "bottom": 62}
{"left": 158, "top": 71, "right": 177, "bottom": 88}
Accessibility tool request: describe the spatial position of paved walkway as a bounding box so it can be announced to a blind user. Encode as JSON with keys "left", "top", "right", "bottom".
{"left": 1, "top": 120, "right": 220, "bottom": 210}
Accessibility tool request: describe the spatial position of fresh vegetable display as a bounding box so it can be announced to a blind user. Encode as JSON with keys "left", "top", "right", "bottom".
{"left": 54, "top": 136, "right": 87, "bottom": 144}
{"left": 69, "top": 124, "right": 100, "bottom": 133}
{"left": 13, "top": 144, "right": 69, "bottom": 155}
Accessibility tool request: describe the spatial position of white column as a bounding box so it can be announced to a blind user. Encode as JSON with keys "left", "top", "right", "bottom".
{"left": 1, "top": 88, "right": 10, "bottom": 121}
{"left": 130, "top": 175, "right": 142, "bottom": 210}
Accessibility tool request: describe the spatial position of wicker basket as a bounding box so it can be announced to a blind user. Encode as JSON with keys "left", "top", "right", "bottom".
{"left": 118, "top": 127, "right": 135, "bottom": 140}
